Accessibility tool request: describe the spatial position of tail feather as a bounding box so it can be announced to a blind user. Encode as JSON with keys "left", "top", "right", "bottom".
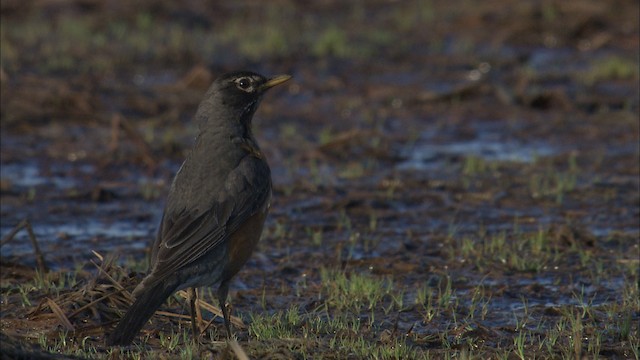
{"left": 107, "top": 282, "right": 177, "bottom": 346}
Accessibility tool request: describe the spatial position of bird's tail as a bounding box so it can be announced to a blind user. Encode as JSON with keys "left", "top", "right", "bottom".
{"left": 106, "top": 282, "right": 177, "bottom": 346}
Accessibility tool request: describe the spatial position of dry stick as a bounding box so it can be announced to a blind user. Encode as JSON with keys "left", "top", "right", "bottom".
{"left": 26, "top": 221, "right": 49, "bottom": 274}
{"left": 0, "top": 221, "right": 23, "bottom": 246}
{"left": 26, "top": 298, "right": 49, "bottom": 318}
{"left": 46, "top": 298, "right": 75, "bottom": 332}
{"left": 89, "top": 260, "right": 135, "bottom": 303}
{"left": 0, "top": 219, "right": 48, "bottom": 274}
{"left": 91, "top": 250, "right": 104, "bottom": 262}
{"left": 89, "top": 260, "right": 125, "bottom": 291}
{"left": 156, "top": 311, "right": 193, "bottom": 320}
{"left": 67, "top": 291, "right": 122, "bottom": 320}
{"left": 228, "top": 339, "right": 249, "bottom": 360}
{"left": 93, "top": 251, "right": 206, "bottom": 330}
{"left": 61, "top": 253, "right": 129, "bottom": 325}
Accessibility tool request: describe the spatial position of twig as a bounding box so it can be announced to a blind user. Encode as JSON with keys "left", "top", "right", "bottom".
{"left": 89, "top": 259, "right": 135, "bottom": 303}
{"left": 1, "top": 219, "right": 48, "bottom": 273}
{"left": 155, "top": 311, "right": 192, "bottom": 320}
{"left": 228, "top": 339, "right": 249, "bottom": 360}
{"left": 66, "top": 291, "right": 121, "bottom": 320}
{"left": 46, "top": 298, "right": 75, "bottom": 332}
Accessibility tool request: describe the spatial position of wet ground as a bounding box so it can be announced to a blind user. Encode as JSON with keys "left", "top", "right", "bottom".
{"left": 1, "top": 0, "right": 639, "bottom": 359}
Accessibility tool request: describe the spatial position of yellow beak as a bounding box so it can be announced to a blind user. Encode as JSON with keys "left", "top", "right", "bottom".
{"left": 261, "top": 74, "right": 292, "bottom": 90}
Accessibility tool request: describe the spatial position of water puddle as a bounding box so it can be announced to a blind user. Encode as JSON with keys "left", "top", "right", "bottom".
{"left": 399, "top": 124, "right": 556, "bottom": 171}
{"left": 0, "top": 161, "right": 82, "bottom": 190}
{"left": 1, "top": 159, "right": 159, "bottom": 266}
{"left": 1, "top": 219, "right": 154, "bottom": 262}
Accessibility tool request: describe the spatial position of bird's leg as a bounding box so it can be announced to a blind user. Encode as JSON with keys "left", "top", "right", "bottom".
{"left": 195, "top": 288, "right": 203, "bottom": 329}
{"left": 217, "top": 282, "right": 232, "bottom": 339}
{"left": 189, "top": 287, "right": 199, "bottom": 340}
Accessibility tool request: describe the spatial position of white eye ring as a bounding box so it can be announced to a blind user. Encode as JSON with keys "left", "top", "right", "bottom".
{"left": 236, "top": 77, "right": 253, "bottom": 91}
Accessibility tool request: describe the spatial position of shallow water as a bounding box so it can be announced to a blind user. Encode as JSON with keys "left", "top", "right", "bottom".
{"left": 399, "top": 125, "right": 556, "bottom": 171}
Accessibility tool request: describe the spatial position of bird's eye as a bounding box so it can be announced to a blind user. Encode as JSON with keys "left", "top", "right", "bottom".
{"left": 236, "top": 77, "right": 252, "bottom": 91}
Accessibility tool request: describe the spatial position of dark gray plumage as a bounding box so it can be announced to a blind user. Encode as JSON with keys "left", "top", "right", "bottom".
{"left": 107, "top": 71, "right": 291, "bottom": 346}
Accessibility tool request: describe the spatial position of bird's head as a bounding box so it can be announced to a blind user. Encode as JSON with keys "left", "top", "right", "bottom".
{"left": 211, "top": 71, "right": 291, "bottom": 119}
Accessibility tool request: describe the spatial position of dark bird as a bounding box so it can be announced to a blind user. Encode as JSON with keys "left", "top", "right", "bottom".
{"left": 107, "top": 71, "right": 291, "bottom": 346}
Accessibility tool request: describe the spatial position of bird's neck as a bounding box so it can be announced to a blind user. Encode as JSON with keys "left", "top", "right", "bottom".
{"left": 195, "top": 113, "right": 262, "bottom": 158}
{"left": 192, "top": 97, "right": 263, "bottom": 156}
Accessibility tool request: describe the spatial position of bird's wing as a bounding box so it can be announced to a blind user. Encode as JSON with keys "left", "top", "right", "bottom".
{"left": 146, "top": 156, "right": 271, "bottom": 287}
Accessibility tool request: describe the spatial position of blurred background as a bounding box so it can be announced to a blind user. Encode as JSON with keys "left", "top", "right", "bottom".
{"left": 1, "top": 0, "right": 638, "bottom": 358}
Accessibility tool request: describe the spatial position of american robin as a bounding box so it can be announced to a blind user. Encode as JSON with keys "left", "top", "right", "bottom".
{"left": 107, "top": 71, "right": 291, "bottom": 346}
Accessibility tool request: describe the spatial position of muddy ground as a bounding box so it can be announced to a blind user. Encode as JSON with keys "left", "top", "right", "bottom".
{"left": 1, "top": 0, "right": 639, "bottom": 359}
